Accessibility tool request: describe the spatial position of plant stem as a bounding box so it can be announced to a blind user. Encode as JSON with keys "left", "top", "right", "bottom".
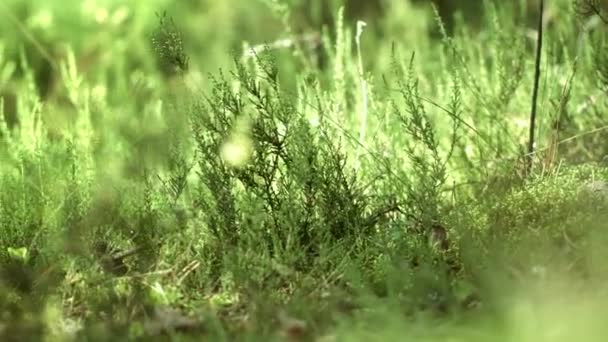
{"left": 526, "top": 0, "right": 544, "bottom": 175}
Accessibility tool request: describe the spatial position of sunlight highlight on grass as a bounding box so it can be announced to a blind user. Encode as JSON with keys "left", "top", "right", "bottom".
{"left": 221, "top": 117, "right": 253, "bottom": 168}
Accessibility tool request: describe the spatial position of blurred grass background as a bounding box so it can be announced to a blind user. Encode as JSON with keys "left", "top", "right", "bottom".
{"left": 0, "top": 0, "right": 538, "bottom": 95}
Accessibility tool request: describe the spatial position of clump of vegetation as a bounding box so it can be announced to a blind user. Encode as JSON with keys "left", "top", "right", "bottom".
{"left": 0, "top": 0, "right": 607, "bottom": 340}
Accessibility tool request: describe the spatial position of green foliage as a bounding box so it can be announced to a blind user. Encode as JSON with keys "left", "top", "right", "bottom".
{"left": 0, "top": 0, "right": 607, "bottom": 340}
{"left": 151, "top": 11, "right": 189, "bottom": 76}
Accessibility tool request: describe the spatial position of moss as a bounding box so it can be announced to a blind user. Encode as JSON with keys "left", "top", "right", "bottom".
{"left": 448, "top": 164, "right": 608, "bottom": 279}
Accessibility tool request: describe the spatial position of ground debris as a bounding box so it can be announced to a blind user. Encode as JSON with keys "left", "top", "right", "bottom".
{"left": 143, "top": 306, "right": 204, "bottom": 336}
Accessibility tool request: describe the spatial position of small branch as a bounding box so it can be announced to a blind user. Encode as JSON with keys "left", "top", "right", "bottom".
{"left": 356, "top": 20, "right": 369, "bottom": 170}
{"left": 526, "top": 0, "right": 544, "bottom": 175}
{"left": 241, "top": 32, "right": 320, "bottom": 60}
{"left": 574, "top": 0, "right": 608, "bottom": 24}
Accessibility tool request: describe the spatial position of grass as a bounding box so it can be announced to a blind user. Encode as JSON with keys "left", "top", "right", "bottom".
{"left": 0, "top": 0, "right": 607, "bottom": 340}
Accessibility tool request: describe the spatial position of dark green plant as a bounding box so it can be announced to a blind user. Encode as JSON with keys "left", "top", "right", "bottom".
{"left": 188, "top": 50, "right": 397, "bottom": 288}
{"left": 151, "top": 11, "right": 189, "bottom": 77}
